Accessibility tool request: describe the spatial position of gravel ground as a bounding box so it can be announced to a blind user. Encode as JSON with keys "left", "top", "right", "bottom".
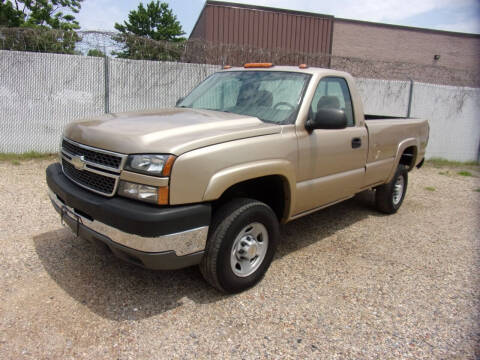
{"left": 0, "top": 159, "right": 479, "bottom": 359}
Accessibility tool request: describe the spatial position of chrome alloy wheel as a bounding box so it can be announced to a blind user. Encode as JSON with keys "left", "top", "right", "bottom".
{"left": 230, "top": 222, "right": 269, "bottom": 277}
{"left": 392, "top": 174, "right": 405, "bottom": 205}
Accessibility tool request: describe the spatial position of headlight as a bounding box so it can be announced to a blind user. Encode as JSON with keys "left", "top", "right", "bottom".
{"left": 124, "top": 154, "right": 175, "bottom": 176}
{"left": 118, "top": 181, "right": 169, "bottom": 205}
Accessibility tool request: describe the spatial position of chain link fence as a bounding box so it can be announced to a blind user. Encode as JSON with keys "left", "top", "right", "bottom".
{"left": 1, "top": 28, "right": 479, "bottom": 87}
{"left": 108, "top": 58, "right": 218, "bottom": 113}
{"left": 0, "top": 28, "right": 479, "bottom": 161}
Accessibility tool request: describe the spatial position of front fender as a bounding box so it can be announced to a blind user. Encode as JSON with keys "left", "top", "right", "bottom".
{"left": 203, "top": 159, "right": 296, "bottom": 204}
{"left": 169, "top": 130, "right": 298, "bottom": 206}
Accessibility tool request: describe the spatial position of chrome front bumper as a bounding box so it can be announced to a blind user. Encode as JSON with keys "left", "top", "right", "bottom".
{"left": 48, "top": 189, "right": 208, "bottom": 257}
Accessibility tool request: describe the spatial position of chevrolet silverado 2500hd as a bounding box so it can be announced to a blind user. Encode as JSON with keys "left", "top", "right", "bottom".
{"left": 46, "top": 64, "right": 429, "bottom": 293}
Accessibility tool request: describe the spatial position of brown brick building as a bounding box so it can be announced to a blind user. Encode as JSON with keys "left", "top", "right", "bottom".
{"left": 332, "top": 18, "right": 480, "bottom": 74}
{"left": 190, "top": 1, "right": 480, "bottom": 85}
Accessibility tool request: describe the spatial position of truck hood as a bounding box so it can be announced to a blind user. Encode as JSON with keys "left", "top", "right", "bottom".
{"left": 64, "top": 108, "right": 281, "bottom": 155}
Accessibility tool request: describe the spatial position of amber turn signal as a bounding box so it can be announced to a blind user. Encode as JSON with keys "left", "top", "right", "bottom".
{"left": 244, "top": 63, "right": 273, "bottom": 68}
{"left": 158, "top": 186, "right": 169, "bottom": 205}
{"left": 162, "top": 155, "right": 176, "bottom": 177}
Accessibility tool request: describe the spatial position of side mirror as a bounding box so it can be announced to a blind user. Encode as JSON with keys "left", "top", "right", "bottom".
{"left": 305, "top": 108, "right": 347, "bottom": 131}
{"left": 175, "top": 97, "right": 184, "bottom": 106}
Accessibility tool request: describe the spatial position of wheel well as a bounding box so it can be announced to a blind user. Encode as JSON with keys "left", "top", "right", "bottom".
{"left": 213, "top": 175, "right": 289, "bottom": 222}
{"left": 399, "top": 146, "right": 417, "bottom": 170}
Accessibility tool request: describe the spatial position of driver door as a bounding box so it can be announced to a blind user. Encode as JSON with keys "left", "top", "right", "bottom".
{"left": 294, "top": 76, "right": 368, "bottom": 215}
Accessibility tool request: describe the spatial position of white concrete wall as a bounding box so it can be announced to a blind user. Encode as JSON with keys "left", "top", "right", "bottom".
{"left": 0, "top": 50, "right": 478, "bottom": 161}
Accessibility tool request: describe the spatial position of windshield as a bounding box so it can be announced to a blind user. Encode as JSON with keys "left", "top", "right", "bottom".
{"left": 177, "top": 71, "right": 311, "bottom": 124}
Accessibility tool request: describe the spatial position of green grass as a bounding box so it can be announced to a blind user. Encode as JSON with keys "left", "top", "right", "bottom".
{"left": 428, "top": 158, "right": 478, "bottom": 178}
{"left": 474, "top": 188, "right": 480, "bottom": 192}
{"left": 427, "top": 158, "right": 479, "bottom": 168}
{"left": 424, "top": 186, "right": 436, "bottom": 191}
{"left": 0, "top": 151, "right": 56, "bottom": 163}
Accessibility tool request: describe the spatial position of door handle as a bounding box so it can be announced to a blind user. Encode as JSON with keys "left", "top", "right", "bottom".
{"left": 351, "top": 137, "right": 362, "bottom": 149}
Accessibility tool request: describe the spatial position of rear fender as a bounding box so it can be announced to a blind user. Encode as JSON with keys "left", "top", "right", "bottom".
{"left": 386, "top": 138, "right": 418, "bottom": 183}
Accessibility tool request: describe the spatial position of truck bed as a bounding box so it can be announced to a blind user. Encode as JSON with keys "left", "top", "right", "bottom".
{"left": 364, "top": 116, "right": 429, "bottom": 165}
{"left": 364, "top": 114, "right": 410, "bottom": 120}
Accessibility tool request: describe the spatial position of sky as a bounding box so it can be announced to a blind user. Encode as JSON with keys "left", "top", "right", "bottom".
{"left": 75, "top": 0, "right": 480, "bottom": 35}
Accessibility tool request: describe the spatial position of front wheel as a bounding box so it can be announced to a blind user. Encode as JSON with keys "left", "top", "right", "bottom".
{"left": 375, "top": 164, "right": 408, "bottom": 214}
{"left": 200, "top": 198, "right": 279, "bottom": 293}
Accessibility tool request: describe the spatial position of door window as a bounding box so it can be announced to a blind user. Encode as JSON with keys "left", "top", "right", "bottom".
{"left": 310, "top": 77, "right": 355, "bottom": 126}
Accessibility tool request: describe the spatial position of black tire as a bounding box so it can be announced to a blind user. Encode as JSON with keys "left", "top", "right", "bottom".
{"left": 375, "top": 164, "right": 408, "bottom": 214}
{"left": 200, "top": 198, "right": 279, "bottom": 293}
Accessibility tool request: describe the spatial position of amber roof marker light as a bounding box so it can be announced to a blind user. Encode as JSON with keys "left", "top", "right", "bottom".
{"left": 299, "top": 64, "right": 308, "bottom": 69}
{"left": 244, "top": 63, "right": 273, "bottom": 68}
{"left": 223, "top": 65, "right": 232, "bottom": 69}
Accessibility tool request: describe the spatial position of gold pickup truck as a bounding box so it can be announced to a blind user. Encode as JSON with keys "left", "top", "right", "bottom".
{"left": 46, "top": 64, "right": 429, "bottom": 293}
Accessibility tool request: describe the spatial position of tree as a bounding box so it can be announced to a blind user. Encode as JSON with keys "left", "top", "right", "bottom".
{"left": 0, "top": 0, "right": 83, "bottom": 54}
{"left": 113, "top": 1, "right": 186, "bottom": 60}
{"left": 0, "top": 0, "right": 24, "bottom": 27}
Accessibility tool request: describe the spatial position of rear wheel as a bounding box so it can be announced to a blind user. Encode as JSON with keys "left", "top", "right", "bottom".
{"left": 375, "top": 165, "right": 408, "bottom": 214}
{"left": 200, "top": 198, "right": 279, "bottom": 293}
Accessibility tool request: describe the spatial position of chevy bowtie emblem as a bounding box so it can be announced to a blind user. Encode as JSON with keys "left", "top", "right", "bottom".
{"left": 71, "top": 155, "right": 86, "bottom": 170}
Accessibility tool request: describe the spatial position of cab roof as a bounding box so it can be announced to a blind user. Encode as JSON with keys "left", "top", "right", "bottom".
{"left": 220, "top": 65, "right": 352, "bottom": 78}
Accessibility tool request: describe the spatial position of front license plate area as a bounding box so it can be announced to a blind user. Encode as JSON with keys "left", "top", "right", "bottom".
{"left": 61, "top": 206, "right": 81, "bottom": 236}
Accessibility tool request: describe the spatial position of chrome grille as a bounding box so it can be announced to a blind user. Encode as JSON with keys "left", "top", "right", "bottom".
{"left": 60, "top": 138, "right": 127, "bottom": 197}
{"left": 62, "top": 139, "right": 122, "bottom": 169}
{"left": 62, "top": 159, "right": 116, "bottom": 195}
